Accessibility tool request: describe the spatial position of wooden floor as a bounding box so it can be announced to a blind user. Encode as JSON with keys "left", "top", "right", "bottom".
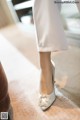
{"left": 0, "top": 24, "right": 80, "bottom": 120}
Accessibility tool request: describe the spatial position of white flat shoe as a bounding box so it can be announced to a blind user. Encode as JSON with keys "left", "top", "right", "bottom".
{"left": 39, "top": 60, "right": 56, "bottom": 111}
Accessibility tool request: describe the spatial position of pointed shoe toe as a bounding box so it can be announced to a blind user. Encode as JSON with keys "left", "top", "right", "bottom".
{"left": 39, "top": 90, "right": 56, "bottom": 111}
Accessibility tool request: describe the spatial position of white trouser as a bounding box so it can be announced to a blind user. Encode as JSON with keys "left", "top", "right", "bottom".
{"left": 33, "top": 0, "right": 80, "bottom": 52}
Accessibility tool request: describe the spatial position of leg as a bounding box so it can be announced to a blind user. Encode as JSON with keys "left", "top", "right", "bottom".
{"left": 33, "top": 0, "right": 67, "bottom": 110}
{"left": 33, "top": 0, "right": 67, "bottom": 95}
{"left": 39, "top": 52, "right": 54, "bottom": 95}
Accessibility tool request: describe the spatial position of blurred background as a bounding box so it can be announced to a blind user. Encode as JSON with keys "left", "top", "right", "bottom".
{"left": 0, "top": 0, "right": 80, "bottom": 107}
{"left": 0, "top": 0, "right": 80, "bottom": 45}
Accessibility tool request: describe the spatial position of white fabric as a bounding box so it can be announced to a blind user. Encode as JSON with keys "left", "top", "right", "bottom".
{"left": 33, "top": 0, "right": 68, "bottom": 52}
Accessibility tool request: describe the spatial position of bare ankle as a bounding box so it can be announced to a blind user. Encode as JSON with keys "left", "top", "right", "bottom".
{"left": 40, "top": 68, "right": 54, "bottom": 94}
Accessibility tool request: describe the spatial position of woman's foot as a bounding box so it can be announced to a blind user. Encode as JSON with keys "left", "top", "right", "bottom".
{"left": 39, "top": 60, "right": 56, "bottom": 110}
{"left": 39, "top": 89, "right": 56, "bottom": 111}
